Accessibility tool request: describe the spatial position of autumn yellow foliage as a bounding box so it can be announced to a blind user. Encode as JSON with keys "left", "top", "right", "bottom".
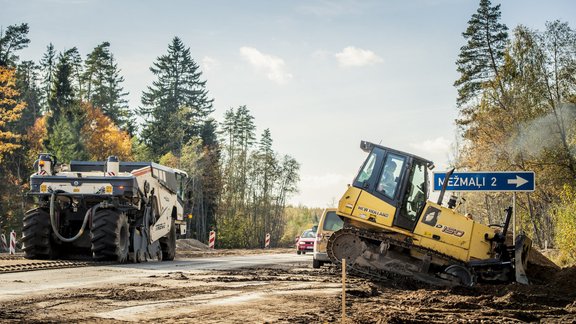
{"left": 554, "top": 186, "right": 576, "bottom": 266}
{"left": 81, "top": 102, "right": 132, "bottom": 161}
{"left": 0, "top": 66, "right": 26, "bottom": 162}
{"left": 27, "top": 115, "right": 48, "bottom": 156}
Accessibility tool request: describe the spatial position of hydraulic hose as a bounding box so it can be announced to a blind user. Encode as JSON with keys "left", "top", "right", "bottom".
{"left": 49, "top": 190, "right": 96, "bottom": 243}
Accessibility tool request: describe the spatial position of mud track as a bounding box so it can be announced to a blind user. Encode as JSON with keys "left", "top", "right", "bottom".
{"left": 0, "top": 245, "right": 574, "bottom": 323}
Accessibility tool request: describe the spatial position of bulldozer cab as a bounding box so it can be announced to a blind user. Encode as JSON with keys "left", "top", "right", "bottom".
{"left": 352, "top": 142, "right": 432, "bottom": 232}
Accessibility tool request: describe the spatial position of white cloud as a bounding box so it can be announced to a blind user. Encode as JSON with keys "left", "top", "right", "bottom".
{"left": 409, "top": 136, "right": 451, "bottom": 155}
{"left": 239, "top": 46, "right": 293, "bottom": 84}
{"left": 335, "top": 46, "right": 383, "bottom": 67}
{"left": 201, "top": 56, "right": 219, "bottom": 72}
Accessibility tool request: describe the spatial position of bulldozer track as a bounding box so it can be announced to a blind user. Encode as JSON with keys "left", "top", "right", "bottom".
{"left": 0, "top": 257, "right": 114, "bottom": 274}
{"left": 328, "top": 227, "right": 467, "bottom": 287}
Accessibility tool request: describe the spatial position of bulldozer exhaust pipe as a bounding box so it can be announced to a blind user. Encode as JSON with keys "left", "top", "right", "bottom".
{"left": 437, "top": 168, "right": 455, "bottom": 206}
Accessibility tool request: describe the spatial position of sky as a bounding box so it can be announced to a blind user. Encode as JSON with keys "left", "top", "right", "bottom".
{"left": 2, "top": 0, "right": 575, "bottom": 207}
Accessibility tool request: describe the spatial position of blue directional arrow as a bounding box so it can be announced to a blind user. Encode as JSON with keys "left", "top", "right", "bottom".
{"left": 433, "top": 171, "right": 535, "bottom": 192}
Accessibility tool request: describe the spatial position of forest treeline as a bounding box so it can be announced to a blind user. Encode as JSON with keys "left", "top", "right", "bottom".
{"left": 0, "top": 26, "right": 300, "bottom": 247}
{"left": 453, "top": 0, "right": 576, "bottom": 264}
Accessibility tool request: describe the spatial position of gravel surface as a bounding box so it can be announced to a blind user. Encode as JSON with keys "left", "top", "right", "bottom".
{"left": 0, "top": 243, "right": 573, "bottom": 323}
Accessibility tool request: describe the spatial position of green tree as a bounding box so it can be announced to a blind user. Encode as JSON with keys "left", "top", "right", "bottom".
{"left": 49, "top": 116, "right": 87, "bottom": 163}
{"left": 39, "top": 43, "right": 57, "bottom": 112}
{"left": 139, "top": 37, "right": 219, "bottom": 244}
{"left": 196, "top": 118, "right": 221, "bottom": 242}
{"left": 217, "top": 106, "right": 299, "bottom": 248}
{"left": 140, "top": 36, "right": 214, "bottom": 159}
{"left": 83, "top": 42, "right": 131, "bottom": 132}
{"left": 15, "top": 61, "right": 42, "bottom": 128}
{"left": 219, "top": 106, "right": 256, "bottom": 217}
{"left": 48, "top": 49, "right": 77, "bottom": 118}
{"left": 46, "top": 49, "right": 86, "bottom": 161}
{"left": 0, "top": 23, "right": 30, "bottom": 67}
{"left": 66, "top": 47, "right": 83, "bottom": 99}
{"left": 454, "top": 0, "right": 509, "bottom": 122}
{"left": 456, "top": 21, "right": 576, "bottom": 249}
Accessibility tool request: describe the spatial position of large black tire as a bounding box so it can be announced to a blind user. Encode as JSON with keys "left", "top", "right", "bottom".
{"left": 22, "top": 208, "right": 55, "bottom": 259}
{"left": 160, "top": 218, "right": 176, "bottom": 261}
{"left": 91, "top": 210, "right": 129, "bottom": 262}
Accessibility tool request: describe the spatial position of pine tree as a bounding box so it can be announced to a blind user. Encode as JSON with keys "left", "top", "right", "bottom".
{"left": 454, "top": 0, "right": 509, "bottom": 121}
{"left": 0, "top": 23, "right": 30, "bottom": 67}
{"left": 257, "top": 129, "right": 277, "bottom": 240}
{"left": 65, "top": 47, "right": 83, "bottom": 99}
{"left": 49, "top": 116, "right": 86, "bottom": 163}
{"left": 83, "top": 42, "right": 131, "bottom": 132}
{"left": 49, "top": 50, "right": 77, "bottom": 118}
{"left": 140, "top": 36, "right": 214, "bottom": 159}
{"left": 15, "top": 61, "right": 42, "bottom": 128}
{"left": 46, "top": 49, "right": 86, "bottom": 162}
{"left": 39, "top": 43, "right": 57, "bottom": 112}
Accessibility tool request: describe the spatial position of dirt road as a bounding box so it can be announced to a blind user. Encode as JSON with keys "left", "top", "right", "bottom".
{"left": 0, "top": 249, "right": 575, "bottom": 323}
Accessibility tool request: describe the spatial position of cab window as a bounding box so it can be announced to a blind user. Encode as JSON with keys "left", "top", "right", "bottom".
{"left": 354, "top": 147, "right": 386, "bottom": 189}
{"left": 355, "top": 152, "right": 377, "bottom": 183}
{"left": 376, "top": 154, "right": 405, "bottom": 199}
{"left": 322, "top": 211, "right": 343, "bottom": 232}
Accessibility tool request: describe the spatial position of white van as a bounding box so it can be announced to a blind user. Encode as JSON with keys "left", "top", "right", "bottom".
{"left": 312, "top": 208, "right": 343, "bottom": 268}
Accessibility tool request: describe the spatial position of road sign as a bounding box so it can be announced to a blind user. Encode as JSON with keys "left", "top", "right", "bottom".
{"left": 433, "top": 171, "right": 535, "bottom": 192}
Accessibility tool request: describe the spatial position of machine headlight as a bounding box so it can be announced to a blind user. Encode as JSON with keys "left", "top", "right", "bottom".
{"left": 40, "top": 184, "right": 47, "bottom": 193}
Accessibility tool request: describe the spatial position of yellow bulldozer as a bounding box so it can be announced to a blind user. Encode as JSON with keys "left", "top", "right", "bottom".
{"left": 327, "top": 141, "right": 532, "bottom": 286}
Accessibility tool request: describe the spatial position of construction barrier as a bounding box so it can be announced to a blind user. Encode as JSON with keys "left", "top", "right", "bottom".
{"left": 9, "top": 230, "right": 16, "bottom": 254}
{"left": 208, "top": 230, "right": 215, "bottom": 249}
{"left": 0, "top": 234, "right": 7, "bottom": 252}
{"left": 265, "top": 233, "right": 271, "bottom": 248}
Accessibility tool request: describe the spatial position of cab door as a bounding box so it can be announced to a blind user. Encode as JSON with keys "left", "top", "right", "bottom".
{"left": 393, "top": 159, "right": 428, "bottom": 231}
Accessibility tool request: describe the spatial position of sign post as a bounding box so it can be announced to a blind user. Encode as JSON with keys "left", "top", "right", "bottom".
{"left": 513, "top": 193, "right": 516, "bottom": 241}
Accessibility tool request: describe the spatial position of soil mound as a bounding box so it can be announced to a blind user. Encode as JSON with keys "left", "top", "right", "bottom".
{"left": 176, "top": 239, "right": 209, "bottom": 251}
{"left": 529, "top": 248, "right": 560, "bottom": 269}
{"left": 546, "top": 266, "right": 576, "bottom": 297}
{"left": 527, "top": 248, "right": 561, "bottom": 284}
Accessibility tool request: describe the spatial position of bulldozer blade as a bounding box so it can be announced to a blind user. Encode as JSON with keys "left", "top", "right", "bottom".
{"left": 514, "top": 234, "right": 532, "bottom": 284}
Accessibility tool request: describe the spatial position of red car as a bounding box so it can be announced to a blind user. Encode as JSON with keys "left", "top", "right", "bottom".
{"left": 296, "top": 229, "right": 316, "bottom": 254}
